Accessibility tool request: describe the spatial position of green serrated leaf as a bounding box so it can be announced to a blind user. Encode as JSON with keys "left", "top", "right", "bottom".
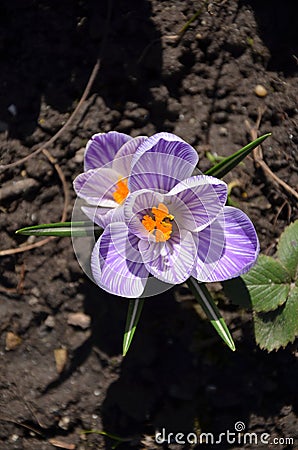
{"left": 16, "top": 221, "right": 103, "bottom": 238}
{"left": 242, "top": 255, "right": 291, "bottom": 312}
{"left": 276, "top": 220, "right": 298, "bottom": 280}
{"left": 122, "top": 298, "right": 144, "bottom": 356}
{"left": 187, "top": 278, "right": 235, "bottom": 351}
{"left": 254, "top": 285, "right": 298, "bottom": 351}
{"left": 204, "top": 133, "right": 271, "bottom": 179}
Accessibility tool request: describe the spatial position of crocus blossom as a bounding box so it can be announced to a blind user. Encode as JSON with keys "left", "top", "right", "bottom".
{"left": 81, "top": 132, "right": 259, "bottom": 298}
{"left": 73, "top": 131, "right": 199, "bottom": 228}
{"left": 73, "top": 131, "right": 147, "bottom": 226}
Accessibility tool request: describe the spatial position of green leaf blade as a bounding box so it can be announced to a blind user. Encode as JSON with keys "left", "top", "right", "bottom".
{"left": 16, "top": 221, "right": 103, "bottom": 238}
{"left": 187, "top": 278, "right": 235, "bottom": 351}
{"left": 122, "top": 298, "right": 144, "bottom": 356}
{"left": 204, "top": 133, "right": 271, "bottom": 179}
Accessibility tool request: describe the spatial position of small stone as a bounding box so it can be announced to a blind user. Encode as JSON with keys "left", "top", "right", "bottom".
{"left": 116, "top": 119, "right": 134, "bottom": 132}
{"left": 5, "top": 332, "right": 22, "bottom": 351}
{"left": 67, "top": 312, "right": 91, "bottom": 330}
{"left": 58, "top": 416, "right": 70, "bottom": 430}
{"left": 164, "top": 35, "right": 179, "bottom": 44}
{"left": 8, "top": 104, "right": 17, "bottom": 116}
{"left": 213, "top": 111, "right": 228, "bottom": 124}
{"left": 54, "top": 348, "right": 68, "bottom": 374}
{"left": 44, "top": 315, "right": 55, "bottom": 328}
{"left": 31, "top": 286, "right": 40, "bottom": 298}
{"left": 10, "top": 434, "right": 19, "bottom": 442}
{"left": 28, "top": 297, "right": 39, "bottom": 306}
{"left": 74, "top": 148, "right": 85, "bottom": 164}
{"left": 254, "top": 84, "right": 268, "bottom": 97}
{"left": 219, "top": 126, "right": 228, "bottom": 137}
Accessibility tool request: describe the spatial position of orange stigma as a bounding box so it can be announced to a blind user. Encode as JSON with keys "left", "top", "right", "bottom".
{"left": 142, "top": 203, "right": 174, "bottom": 242}
{"left": 112, "top": 178, "right": 129, "bottom": 204}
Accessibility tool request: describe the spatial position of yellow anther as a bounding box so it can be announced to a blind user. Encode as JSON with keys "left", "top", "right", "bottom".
{"left": 112, "top": 178, "right": 129, "bottom": 204}
{"left": 142, "top": 202, "right": 174, "bottom": 242}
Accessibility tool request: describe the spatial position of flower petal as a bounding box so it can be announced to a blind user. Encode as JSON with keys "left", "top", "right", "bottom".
{"left": 73, "top": 167, "right": 122, "bottom": 207}
{"left": 129, "top": 132, "right": 199, "bottom": 193}
{"left": 139, "top": 230, "right": 196, "bottom": 284}
{"left": 82, "top": 204, "right": 125, "bottom": 228}
{"left": 165, "top": 175, "right": 227, "bottom": 232}
{"left": 91, "top": 222, "right": 149, "bottom": 298}
{"left": 84, "top": 131, "right": 132, "bottom": 171}
{"left": 124, "top": 189, "right": 164, "bottom": 239}
{"left": 192, "top": 206, "right": 260, "bottom": 282}
{"left": 112, "top": 136, "right": 147, "bottom": 176}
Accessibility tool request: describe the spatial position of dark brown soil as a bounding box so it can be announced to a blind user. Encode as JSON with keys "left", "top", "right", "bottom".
{"left": 0, "top": 1, "right": 297, "bottom": 449}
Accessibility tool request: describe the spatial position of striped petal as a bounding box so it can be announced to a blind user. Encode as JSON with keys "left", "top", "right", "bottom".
{"left": 91, "top": 223, "right": 149, "bottom": 298}
{"left": 139, "top": 229, "right": 196, "bottom": 284}
{"left": 165, "top": 175, "right": 227, "bottom": 232}
{"left": 82, "top": 204, "right": 125, "bottom": 228}
{"left": 73, "top": 167, "right": 122, "bottom": 207}
{"left": 84, "top": 131, "right": 132, "bottom": 171}
{"left": 192, "top": 206, "right": 260, "bottom": 282}
{"left": 112, "top": 136, "right": 147, "bottom": 177}
{"left": 129, "top": 132, "right": 199, "bottom": 193}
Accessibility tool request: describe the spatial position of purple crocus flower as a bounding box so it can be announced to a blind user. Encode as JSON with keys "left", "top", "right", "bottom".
{"left": 73, "top": 131, "right": 147, "bottom": 226}
{"left": 85, "top": 132, "right": 259, "bottom": 298}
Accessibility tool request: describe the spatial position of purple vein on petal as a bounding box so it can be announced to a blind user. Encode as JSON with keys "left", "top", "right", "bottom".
{"left": 192, "top": 206, "right": 260, "bottom": 282}
{"left": 91, "top": 222, "right": 149, "bottom": 298}
{"left": 84, "top": 131, "right": 132, "bottom": 171}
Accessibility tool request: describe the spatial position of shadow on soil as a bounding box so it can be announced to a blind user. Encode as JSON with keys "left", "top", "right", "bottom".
{"left": 0, "top": 0, "right": 163, "bottom": 138}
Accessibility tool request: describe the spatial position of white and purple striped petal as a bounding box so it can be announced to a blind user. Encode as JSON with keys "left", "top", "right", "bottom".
{"left": 129, "top": 132, "right": 199, "bottom": 193}
{"left": 192, "top": 206, "right": 260, "bottom": 282}
{"left": 84, "top": 131, "right": 132, "bottom": 171}
{"left": 165, "top": 175, "right": 228, "bottom": 232}
{"left": 91, "top": 222, "right": 149, "bottom": 298}
{"left": 112, "top": 136, "right": 148, "bottom": 177}
{"left": 138, "top": 229, "right": 196, "bottom": 284}
{"left": 82, "top": 204, "right": 125, "bottom": 228}
{"left": 73, "top": 167, "right": 122, "bottom": 207}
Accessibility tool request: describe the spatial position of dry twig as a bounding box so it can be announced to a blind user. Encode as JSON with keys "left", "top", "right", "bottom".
{"left": 0, "top": 59, "right": 100, "bottom": 171}
{"left": 245, "top": 108, "right": 298, "bottom": 201}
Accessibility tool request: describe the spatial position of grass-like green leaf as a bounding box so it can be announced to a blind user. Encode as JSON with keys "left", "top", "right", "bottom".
{"left": 16, "top": 221, "right": 103, "bottom": 238}
{"left": 123, "top": 298, "right": 144, "bottom": 356}
{"left": 187, "top": 278, "right": 235, "bottom": 351}
{"left": 204, "top": 133, "right": 271, "bottom": 179}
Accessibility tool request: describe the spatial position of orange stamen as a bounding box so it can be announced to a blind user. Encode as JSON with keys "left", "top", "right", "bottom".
{"left": 142, "top": 202, "right": 174, "bottom": 242}
{"left": 112, "top": 178, "right": 129, "bottom": 204}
